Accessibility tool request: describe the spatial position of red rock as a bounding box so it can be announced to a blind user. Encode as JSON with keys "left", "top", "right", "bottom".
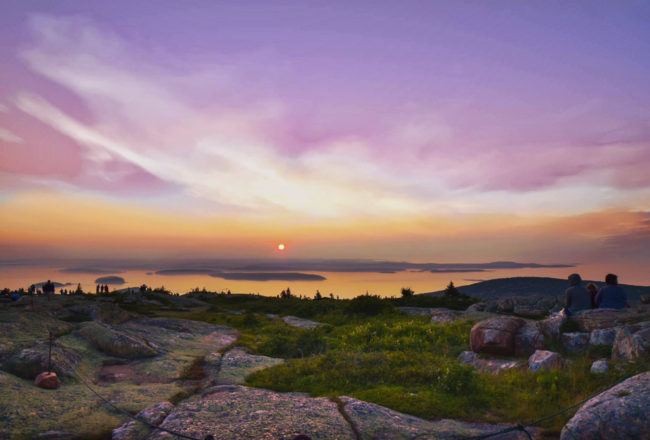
{"left": 34, "top": 372, "right": 61, "bottom": 389}
{"left": 514, "top": 320, "right": 545, "bottom": 356}
{"left": 470, "top": 317, "right": 524, "bottom": 355}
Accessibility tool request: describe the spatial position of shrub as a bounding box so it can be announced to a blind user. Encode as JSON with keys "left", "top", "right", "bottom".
{"left": 345, "top": 294, "right": 395, "bottom": 316}
{"left": 401, "top": 287, "right": 414, "bottom": 298}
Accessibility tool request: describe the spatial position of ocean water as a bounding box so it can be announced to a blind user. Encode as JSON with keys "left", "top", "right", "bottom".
{"left": 1, "top": 261, "right": 648, "bottom": 299}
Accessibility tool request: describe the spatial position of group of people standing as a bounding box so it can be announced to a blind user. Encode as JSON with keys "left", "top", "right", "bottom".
{"left": 96, "top": 284, "right": 110, "bottom": 293}
{"left": 565, "top": 273, "right": 628, "bottom": 315}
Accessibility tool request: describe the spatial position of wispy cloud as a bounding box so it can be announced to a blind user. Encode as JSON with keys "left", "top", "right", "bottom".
{"left": 0, "top": 127, "right": 23, "bottom": 143}
{"left": 5, "top": 13, "right": 650, "bottom": 220}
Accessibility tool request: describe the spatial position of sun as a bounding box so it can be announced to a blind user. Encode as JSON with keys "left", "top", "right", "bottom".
{"left": 277, "top": 243, "right": 286, "bottom": 251}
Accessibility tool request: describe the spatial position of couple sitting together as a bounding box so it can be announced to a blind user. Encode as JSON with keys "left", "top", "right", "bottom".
{"left": 564, "top": 273, "right": 628, "bottom": 316}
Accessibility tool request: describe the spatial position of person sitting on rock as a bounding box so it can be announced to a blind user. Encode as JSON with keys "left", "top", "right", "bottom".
{"left": 586, "top": 283, "right": 598, "bottom": 308}
{"left": 564, "top": 273, "right": 591, "bottom": 316}
{"left": 595, "top": 274, "right": 628, "bottom": 309}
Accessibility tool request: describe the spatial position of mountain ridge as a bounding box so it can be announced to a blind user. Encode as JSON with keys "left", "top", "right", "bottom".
{"left": 424, "top": 276, "right": 650, "bottom": 301}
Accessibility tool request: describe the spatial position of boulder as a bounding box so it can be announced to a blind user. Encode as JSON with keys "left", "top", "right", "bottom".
{"left": 528, "top": 350, "right": 563, "bottom": 372}
{"left": 216, "top": 348, "right": 284, "bottom": 385}
{"left": 513, "top": 320, "right": 545, "bottom": 356}
{"left": 34, "top": 371, "right": 61, "bottom": 389}
{"left": 589, "top": 328, "right": 617, "bottom": 346}
{"left": 457, "top": 351, "right": 522, "bottom": 375}
{"left": 561, "top": 372, "right": 650, "bottom": 440}
{"left": 495, "top": 297, "right": 514, "bottom": 314}
{"left": 470, "top": 317, "right": 524, "bottom": 356}
{"left": 430, "top": 310, "right": 461, "bottom": 324}
{"left": 612, "top": 327, "right": 650, "bottom": 362}
{"left": 111, "top": 421, "right": 139, "bottom": 440}
{"left": 281, "top": 316, "right": 323, "bottom": 329}
{"left": 137, "top": 401, "right": 174, "bottom": 425}
{"left": 76, "top": 322, "right": 158, "bottom": 358}
{"left": 465, "top": 302, "right": 486, "bottom": 313}
{"left": 56, "top": 303, "right": 135, "bottom": 324}
{"left": 561, "top": 332, "right": 590, "bottom": 353}
{"left": 569, "top": 308, "right": 650, "bottom": 332}
{"left": 538, "top": 313, "right": 566, "bottom": 342}
{"left": 590, "top": 360, "right": 609, "bottom": 374}
{"left": 468, "top": 295, "right": 560, "bottom": 317}
{"left": 3, "top": 345, "right": 80, "bottom": 379}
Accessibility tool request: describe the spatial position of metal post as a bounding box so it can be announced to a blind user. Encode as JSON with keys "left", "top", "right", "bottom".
{"left": 48, "top": 331, "right": 53, "bottom": 373}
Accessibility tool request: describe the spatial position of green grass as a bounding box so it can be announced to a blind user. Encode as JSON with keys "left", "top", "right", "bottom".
{"left": 160, "top": 293, "right": 644, "bottom": 434}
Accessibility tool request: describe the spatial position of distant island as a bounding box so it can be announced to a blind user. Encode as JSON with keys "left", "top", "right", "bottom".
{"left": 211, "top": 272, "right": 326, "bottom": 281}
{"left": 94, "top": 276, "right": 126, "bottom": 285}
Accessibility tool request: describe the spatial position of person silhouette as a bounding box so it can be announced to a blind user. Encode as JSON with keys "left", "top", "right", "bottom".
{"left": 564, "top": 274, "right": 591, "bottom": 316}
{"left": 595, "top": 274, "right": 628, "bottom": 309}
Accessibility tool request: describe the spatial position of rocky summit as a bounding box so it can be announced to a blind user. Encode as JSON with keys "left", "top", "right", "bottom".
{"left": 1, "top": 291, "right": 649, "bottom": 440}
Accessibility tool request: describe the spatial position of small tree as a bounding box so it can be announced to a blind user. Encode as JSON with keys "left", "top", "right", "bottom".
{"left": 314, "top": 290, "right": 322, "bottom": 300}
{"left": 401, "top": 287, "right": 414, "bottom": 298}
{"left": 75, "top": 283, "right": 83, "bottom": 295}
{"left": 444, "top": 281, "right": 460, "bottom": 297}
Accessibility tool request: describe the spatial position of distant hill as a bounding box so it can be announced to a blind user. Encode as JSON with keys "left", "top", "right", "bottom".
{"left": 424, "top": 277, "right": 650, "bottom": 301}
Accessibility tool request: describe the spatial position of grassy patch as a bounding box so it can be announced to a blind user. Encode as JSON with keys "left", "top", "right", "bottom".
{"left": 156, "top": 294, "right": 644, "bottom": 432}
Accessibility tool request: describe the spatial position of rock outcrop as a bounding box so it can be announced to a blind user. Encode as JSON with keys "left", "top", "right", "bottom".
{"left": 538, "top": 313, "right": 566, "bottom": 342}
{"left": 339, "top": 396, "right": 539, "bottom": 439}
{"left": 3, "top": 345, "right": 80, "bottom": 379}
{"left": 528, "top": 350, "right": 563, "bottom": 372}
{"left": 513, "top": 320, "right": 545, "bottom": 356}
{"left": 561, "top": 372, "right": 650, "bottom": 440}
{"left": 147, "top": 385, "right": 356, "bottom": 440}
{"left": 561, "top": 332, "right": 590, "bottom": 353}
{"left": 589, "top": 328, "right": 617, "bottom": 346}
{"left": 281, "top": 316, "right": 324, "bottom": 329}
{"left": 77, "top": 322, "right": 158, "bottom": 359}
{"left": 458, "top": 351, "right": 521, "bottom": 374}
{"left": 569, "top": 307, "right": 650, "bottom": 332}
{"left": 112, "top": 402, "right": 174, "bottom": 440}
{"left": 612, "top": 327, "right": 650, "bottom": 362}
{"left": 216, "top": 348, "right": 284, "bottom": 385}
{"left": 467, "top": 295, "right": 561, "bottom": 317}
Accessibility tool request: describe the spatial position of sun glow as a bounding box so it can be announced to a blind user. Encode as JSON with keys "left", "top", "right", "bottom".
{"left": 277, "top": 243, "right": 286, "bottom": 251}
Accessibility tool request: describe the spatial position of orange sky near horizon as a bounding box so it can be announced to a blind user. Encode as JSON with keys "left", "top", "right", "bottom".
{"left": 1, "top": 189, "right": 647, "bottom": 267}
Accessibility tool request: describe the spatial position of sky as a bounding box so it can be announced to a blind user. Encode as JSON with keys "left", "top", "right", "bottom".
{"left": 1, "top": 1, "right": 649, "bottom": 269}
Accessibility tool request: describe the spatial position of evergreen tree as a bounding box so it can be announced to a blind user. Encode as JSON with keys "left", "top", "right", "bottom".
{"left": 444, "top": 281, "right": 460, "bottom": 297}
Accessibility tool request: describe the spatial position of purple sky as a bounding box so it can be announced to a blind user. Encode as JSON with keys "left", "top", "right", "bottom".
{"left": 1, "top": 1, "right": 649, "bottom": 265}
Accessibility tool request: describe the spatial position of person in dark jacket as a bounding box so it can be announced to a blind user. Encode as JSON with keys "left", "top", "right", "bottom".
{"left": 586, "top": 283, "right": 598, "bottom": 309}
{"left": 595, "top": 274, "right": 628, "bottom": 309}
{"left": 564, "top": 273, "right": 591, "bottom": 315}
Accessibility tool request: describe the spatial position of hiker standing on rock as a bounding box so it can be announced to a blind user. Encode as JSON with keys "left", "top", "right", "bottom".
{"left": 564, "top": 273, "right": 591, "bottom": 316}
{"left": 43, "top": 280, "right": 55, "bottom": 302}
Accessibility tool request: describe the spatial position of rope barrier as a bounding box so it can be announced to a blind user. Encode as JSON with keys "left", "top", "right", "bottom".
{"left": 72, "top": 370, "right": 208, "bottom": 440}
